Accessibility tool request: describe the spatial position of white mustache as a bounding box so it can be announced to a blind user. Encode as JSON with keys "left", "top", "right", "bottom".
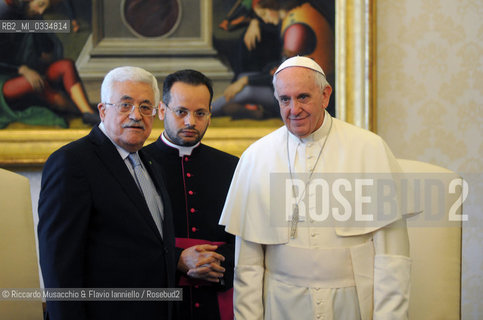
{"left": 122, "top": 120, "right": 145, "bottom": 129}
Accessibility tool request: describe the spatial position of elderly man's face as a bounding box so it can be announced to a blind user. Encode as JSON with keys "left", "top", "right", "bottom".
{"left": 99, "top": 80, "right": 155, "bottom": 152}
{"left": 275, "top": 67, "right": 332, "bottom": 138}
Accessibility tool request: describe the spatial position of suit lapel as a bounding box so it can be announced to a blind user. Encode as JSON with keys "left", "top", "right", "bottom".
{"left": 88, "top": 127, "right": 163, "bottom": 242}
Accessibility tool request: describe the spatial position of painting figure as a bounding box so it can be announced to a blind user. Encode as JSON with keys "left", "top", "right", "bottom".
{"left": 0, "top": 0, "right": 99, "bottom": 128}
{"left": 62, "top": 0, "right": 80, "bottom": 32}
{"left": 217, "top": 0, "right": 283, "bottom": 83}
{"left": 213, "top": 0, "right": 335, "bottom": 120}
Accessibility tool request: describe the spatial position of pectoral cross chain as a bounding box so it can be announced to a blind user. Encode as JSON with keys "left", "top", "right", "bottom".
{"left": 290, "top": 203, "right": 299, "bottom": 239}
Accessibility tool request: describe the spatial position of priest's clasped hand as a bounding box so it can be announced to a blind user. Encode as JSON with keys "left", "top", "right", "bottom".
{"left": 178, "top": 244, "right": 226, "bottom": 283}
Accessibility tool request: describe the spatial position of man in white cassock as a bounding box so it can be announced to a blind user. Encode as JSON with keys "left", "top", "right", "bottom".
{"left": 219, "top": 56, "right": 413, "bottom": 320}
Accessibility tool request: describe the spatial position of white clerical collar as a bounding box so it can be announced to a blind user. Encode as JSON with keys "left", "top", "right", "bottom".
{"left": 286, "top": 111, "right": 333, "bottom": 173}
{"left": 161, "top": 132, "right": 200, "bottom": 157}
{"left": 287, "top": 110, "right": 332, "bottom": 144}
{"left": 98, "top": 122, "right": 131, "bottom": 160}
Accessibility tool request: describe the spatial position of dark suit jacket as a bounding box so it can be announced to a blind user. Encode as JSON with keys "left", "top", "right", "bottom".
{"left": 38, "top": 126, "right": 176, "bottom": 320}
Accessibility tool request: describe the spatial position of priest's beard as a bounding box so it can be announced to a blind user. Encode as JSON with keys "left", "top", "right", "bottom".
{"left": 167, "top": 125, "right": 208, "bottom": 146}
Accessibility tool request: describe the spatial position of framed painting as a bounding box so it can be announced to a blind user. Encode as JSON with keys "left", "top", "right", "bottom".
{"left": 0, "top": 0, "right": 376, "bottom": 167}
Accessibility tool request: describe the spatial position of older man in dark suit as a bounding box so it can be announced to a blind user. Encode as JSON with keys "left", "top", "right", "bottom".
{"left": 38, "top": 66, "right": 176, "bottom": 320}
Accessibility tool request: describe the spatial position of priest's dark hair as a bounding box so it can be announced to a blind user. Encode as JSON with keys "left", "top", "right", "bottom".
{"left": 162, "top": 69, "right": 214, "bottom": 108}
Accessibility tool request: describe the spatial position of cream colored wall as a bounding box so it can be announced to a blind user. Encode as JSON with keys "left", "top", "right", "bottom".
{"left": 377, "top": 0, "right": 482, "bottom": 319}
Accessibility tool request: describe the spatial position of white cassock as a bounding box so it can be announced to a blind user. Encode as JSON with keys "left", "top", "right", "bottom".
{"left": 219, "top": 112, "right": 415, "bottom": 320}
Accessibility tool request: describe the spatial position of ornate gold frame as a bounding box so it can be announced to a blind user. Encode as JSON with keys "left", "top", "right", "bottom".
{"left": 336, "top": 0, "right": 377, "bottom": 131}
{"left": 0, "top": 0, "right": 376, "bottom": 167}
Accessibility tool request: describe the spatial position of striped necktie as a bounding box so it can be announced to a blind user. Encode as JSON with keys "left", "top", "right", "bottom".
{"left": 128, "top": 152, "right": 163, "bottom": 237}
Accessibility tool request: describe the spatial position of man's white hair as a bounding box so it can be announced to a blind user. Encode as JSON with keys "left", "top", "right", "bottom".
{"left": 101, "top": 66, "right": 160, "bottom": 104}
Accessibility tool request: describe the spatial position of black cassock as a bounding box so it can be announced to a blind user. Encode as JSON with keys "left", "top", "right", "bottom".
{"left": 144, "top": 137, "right": 238, "bottom": 320}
